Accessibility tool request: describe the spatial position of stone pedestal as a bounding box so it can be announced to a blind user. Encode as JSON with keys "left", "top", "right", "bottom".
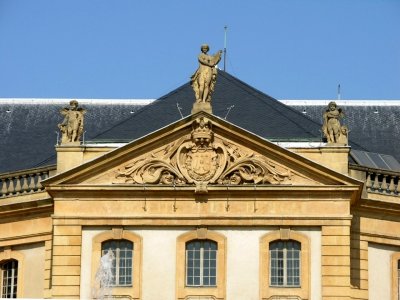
{"left": 191, "top": 102, "right": 212, "bottom": 114}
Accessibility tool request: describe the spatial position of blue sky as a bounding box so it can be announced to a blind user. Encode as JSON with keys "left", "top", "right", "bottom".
{"left": 0, "top": 0, "right": 399, "bottom": 100}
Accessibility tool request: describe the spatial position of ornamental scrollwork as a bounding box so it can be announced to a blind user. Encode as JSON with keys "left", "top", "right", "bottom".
{"left": 218, "top": 156, "right": 292, "bottom": 185}
{"left": 115, "top": 117, "right": 292, "bottom": 189}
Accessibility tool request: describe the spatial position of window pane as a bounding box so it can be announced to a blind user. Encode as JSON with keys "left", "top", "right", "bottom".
{"left": 203, "top": 277, "right": 209, "bottom": 286}
{"left": 194, "top": 258, "right": 200, "bottom": 268}
{"left": 210, "top": 276, "right": 216, "bottom": 286}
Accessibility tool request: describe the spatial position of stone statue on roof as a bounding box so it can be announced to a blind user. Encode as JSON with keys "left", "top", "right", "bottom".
{"left": 322, "top": 101, "right": 346, "bottom": 144}
{"left": 191, "top": 44, "right": 222, "bottom": 114}
{"left": 58, "top": 100, "right": 86, "bottom": 144}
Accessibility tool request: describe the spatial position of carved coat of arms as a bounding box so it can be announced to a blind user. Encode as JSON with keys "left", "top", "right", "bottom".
{"left": 115, "top": 116, "right": 292, "bottom": 192}
{"left": 177, "top": 117, "right": 226, "bottom": 184}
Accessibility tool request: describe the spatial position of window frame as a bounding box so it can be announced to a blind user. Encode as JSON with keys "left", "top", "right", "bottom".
{"left": 185, "top": 239, "right": 218, "bottom": 287}
{"left": 92, "top": 229, "right": 142, "bottom": 299}
{"left": 101, "top": 239, "right": 134, "bottom": 287}
{"left": 0, "top": 250, "right": 24, "bottom": 299}
{"left": 392, "top": 253, "right": 400, "bottom": 300}
{"left": 260, "top": 229, "right": 310, "bottom": 300}
{"left": 176, "top": 229, "right": 226, "bottom": 300}
{"left": 269, "top": 240, "right": 301, "bottom": 287}
{"left": 1, "top": 259, "right": 18, "bottom": 298}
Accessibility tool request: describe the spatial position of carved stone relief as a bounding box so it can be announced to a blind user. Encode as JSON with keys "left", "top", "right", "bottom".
{"left": 115, "top": 117, "right": 294, "bottom": 192}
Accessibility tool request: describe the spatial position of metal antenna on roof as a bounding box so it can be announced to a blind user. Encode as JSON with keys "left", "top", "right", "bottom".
{"left": 55, "top": 131, "right": 59, "bottom": 146}
{"left": 176, "top": 102, "right": 184, "bottom": 119}
{"left": 223, "top": 25, "right": 228, "bottom": 72}
{"left": 224, "top": 105, "right": 234, "bottom": 120}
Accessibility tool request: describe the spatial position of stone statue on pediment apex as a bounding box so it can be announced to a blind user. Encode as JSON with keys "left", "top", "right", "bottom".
{"left": 58, "top": 100, "right": 86, "bottom": 145}
{"left": 191, "top": 44, "right": 222, "bottom": 114}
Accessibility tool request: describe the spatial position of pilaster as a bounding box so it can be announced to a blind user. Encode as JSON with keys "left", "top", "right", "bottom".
{"left": 321, "top": 225, "right": 351, "bottom": 299}
{"left": 50, "top": 224, "right": 82, "bottom": 299}
{"left": 44, "top": 239, "right": 53, "bottom": 299}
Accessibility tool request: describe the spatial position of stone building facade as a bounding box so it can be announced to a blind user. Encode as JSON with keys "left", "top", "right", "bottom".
{"left": 1, "top": 71, "right": 400, "bottom": 300}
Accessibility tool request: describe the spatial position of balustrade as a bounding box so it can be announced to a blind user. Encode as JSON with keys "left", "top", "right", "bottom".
{"left": 0, "top": 166, "right": 54, "bottom": 198}
{"left": 365, "top": 170, "right": 400, "bottom": 195}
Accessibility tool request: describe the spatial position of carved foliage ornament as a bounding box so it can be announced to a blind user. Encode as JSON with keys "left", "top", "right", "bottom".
{"left": 116, "top": 117, "right": 292, "bottom": 189}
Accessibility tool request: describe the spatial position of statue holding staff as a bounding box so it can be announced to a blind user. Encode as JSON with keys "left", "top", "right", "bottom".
{"left": 191, "top": 44, "right": 222, "bottom": 104}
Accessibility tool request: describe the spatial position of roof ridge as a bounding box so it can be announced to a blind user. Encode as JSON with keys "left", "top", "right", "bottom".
{"left": 0, "top": 98, "right": 154, "bottom": 105}
{"left": 281, "top": 100, "right": 400, "bottom": 106}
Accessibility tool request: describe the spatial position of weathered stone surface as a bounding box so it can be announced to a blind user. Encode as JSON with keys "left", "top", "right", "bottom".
{"left": 58, "top": 100, "right": 86, "bottom": 144}
{"left": 191, "top": 44, "right": 222, "bottom": 113}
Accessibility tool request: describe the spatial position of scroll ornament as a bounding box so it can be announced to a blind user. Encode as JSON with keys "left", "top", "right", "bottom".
{"left": 116, "top": 117, "right": 292, "bottom": 190}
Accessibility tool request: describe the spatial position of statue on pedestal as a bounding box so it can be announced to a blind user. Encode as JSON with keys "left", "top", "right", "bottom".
{"left": 191, "top": 44, "right": 222, "bottom": 114}
{"left": 58, "top": 100, "right": 86, "bottom": 144}
{"left": 322, "top": 101, "right": 346, "bottom": 144}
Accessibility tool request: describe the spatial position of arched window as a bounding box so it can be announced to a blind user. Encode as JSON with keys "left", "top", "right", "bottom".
{"left": 101, "top": 240, "right": 133, "bottom": 286}
{"left": 269, "top": 240, "right": 301, "bottom": 287}
{"left": 176, "top": 229, "right": 226, "bottom": 299}
{"left": 1, "top": 259, "right": 18, "bottom": 298}
{"left": 260, "top": 230, "right": 310, "bottom": 300}
{"left": 186, "top": 239, "right": 217, "bottom": 287}
{"left": 92, "top": 230, "right": 142, "bottom": 299}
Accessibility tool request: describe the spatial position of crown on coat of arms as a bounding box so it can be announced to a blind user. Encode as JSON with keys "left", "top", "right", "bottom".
{"left": 191, "top": 117, "right": 213, "bottom": 144}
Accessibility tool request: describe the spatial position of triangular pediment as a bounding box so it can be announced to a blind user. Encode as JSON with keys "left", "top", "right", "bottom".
{"left": 44, "top": 112, "right": 361, "bottom": 190}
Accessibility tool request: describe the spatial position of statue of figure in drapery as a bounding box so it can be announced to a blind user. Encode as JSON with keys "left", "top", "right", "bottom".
{"left": 58, "top": 100, "right": 86, "bottom": 144}
{"left": 322, "top": 101, "right": 345, "bottom": 144}
{"left": 191, "top": 44, "right": 222, "bottom": 104}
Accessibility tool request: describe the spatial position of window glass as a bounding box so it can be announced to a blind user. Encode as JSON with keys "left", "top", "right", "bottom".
{"left": 102, "top": 240, "right": 133, "bottom": 286}
{"left": 270, "top": 240, "right": 301, "bottom": 287}
{"left": 1, "top": 260, "right": 18, "bottom": 298}
{"left": 186, "top": 240, "right": 217, "bottom": 286}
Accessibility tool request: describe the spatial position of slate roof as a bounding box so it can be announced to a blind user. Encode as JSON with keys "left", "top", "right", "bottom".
{"left": 0, "top": 100, "right": 147, "bottom": 173}
{"left": 94, "top": 71, "right": 323, "bottom": 142}
{"left": 1, "top": 72, "right": 399, "bottom": 174}
{"left": 284, "top": 101, "right": 400, "bottom": 164}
